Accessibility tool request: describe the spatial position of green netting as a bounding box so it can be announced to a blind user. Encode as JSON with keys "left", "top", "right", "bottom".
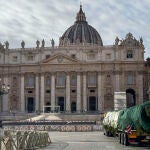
{"left": 117, "top": 101, "right": 150, "bottom": 132}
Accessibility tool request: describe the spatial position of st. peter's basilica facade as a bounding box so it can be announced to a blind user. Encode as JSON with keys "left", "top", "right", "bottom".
{"left": 0, "top": 5, "right": 150, "bottom": 114}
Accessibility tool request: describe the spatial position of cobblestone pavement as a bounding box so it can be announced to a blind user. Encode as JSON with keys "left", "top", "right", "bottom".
{"left": 40, "top": 132, "right": 150, "bottom": 150}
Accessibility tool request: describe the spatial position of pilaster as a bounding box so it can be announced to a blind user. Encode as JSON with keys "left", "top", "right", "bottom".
{"left": 40, "top": 74, "right": 45, "bottom": 112}
{"left": 21, "top": 74, "right": 25, "bottom": 112}
{"left": 77, "top": 72, "right": 81, "bottom": 113}
{"left": 66, "top": 73, "right": 70, "bottom": 112}
{"left": 35, "top": 74, "right": 39, "bottom": 111}
{"left": 83, "top": 72, "right": 87, "bottom": 112}
{"left": 51, "top": 73, "right": 55, "bottom": 109}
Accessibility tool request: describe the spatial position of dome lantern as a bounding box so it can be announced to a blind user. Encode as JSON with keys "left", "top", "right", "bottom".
{"left": 76, "top": 5, "right": 86, "bottom": 23}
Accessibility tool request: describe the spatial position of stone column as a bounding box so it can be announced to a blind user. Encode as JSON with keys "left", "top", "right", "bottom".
{"left": 83, "top": 72, "right": 87, "bottom": 112}
{"left": 66, "top": 73, "right": 70, "bottom": 112}
{"left": 98, "top": 72, "right": 102, "bottom": 112}
{"left": 35, "top": 74, "right": 39, "bottom": 112}
{"left": 20, "top": 74, "right": 25, "bottom": 112}
{"left": 2, "top": 76, "right": 9, "bottom": 112}
{"left": 148, "top": 86, "right": 150, "bottom": 101}
{"left": 115, "top": 73, "right": 120, "bottom": 92}
{"left": 77, "top": 72, "right": 81, "bottom": 113}
{"left": 137, "top": 73, "right": 143, "bottom": 104}
{"left": 51, "top": 73, "right": 55, "bottom": 110}
{"left": 40, "top": 74, "right": 45, "bottom": 112}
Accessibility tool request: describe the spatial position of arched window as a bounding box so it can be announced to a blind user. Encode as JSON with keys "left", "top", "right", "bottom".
{"left": 45, "top": 77, "right": 51, "bottom": 86}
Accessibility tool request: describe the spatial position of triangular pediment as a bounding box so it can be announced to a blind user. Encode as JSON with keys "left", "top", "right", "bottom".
{"left": 41, "top": 53, "right": 81, "bottom": 64}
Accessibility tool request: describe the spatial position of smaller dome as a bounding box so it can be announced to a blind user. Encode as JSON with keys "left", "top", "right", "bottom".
{"left": 59, "top": 5, "right": 103, "bottom": 46}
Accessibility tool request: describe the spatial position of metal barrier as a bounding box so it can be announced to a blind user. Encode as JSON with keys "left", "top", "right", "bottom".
{"left": 4, "top": 124, "right": 103, "bottom": 132}
{"left": 0, "top": 130, "right": 51, "bottom": 150}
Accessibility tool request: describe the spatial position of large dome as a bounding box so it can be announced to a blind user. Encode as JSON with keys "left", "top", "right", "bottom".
{"left": 59, "top": 5, "right": 103, "bottom": 46}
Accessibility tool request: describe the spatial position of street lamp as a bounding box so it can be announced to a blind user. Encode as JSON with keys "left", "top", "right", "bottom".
{"left": 0, "top": 78, "right": 10, "bottom": 128}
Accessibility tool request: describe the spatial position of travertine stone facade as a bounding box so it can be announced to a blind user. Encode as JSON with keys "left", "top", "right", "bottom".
{"left": 0, "top": 5, "right": 149, "bottom": 113}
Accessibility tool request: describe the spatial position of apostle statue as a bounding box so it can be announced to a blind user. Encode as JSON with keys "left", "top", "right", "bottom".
{"left": 115, "top": 36, "right": 119, "bottom": 45}
{"left": 36, "top": 40, "right": 40, "bottom": 48}
{"left": 42, "top": 39, "right": 45, "bottom": 48}
{"left": 0, "top": 42, "right": 4, "bottom": 49}
{"left": 5, "top": 41, "right": 9, "bottom": 49}
{"left": 51, "top": 39, "right": 55, "bottom": 47}
{"left": 140, "top": 37, "right": 143, "bottom": 45}
{"left": 21, "top": 40, "right": 25, "bottom": 49}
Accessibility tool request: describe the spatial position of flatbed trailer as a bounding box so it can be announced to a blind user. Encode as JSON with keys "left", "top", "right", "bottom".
{"left": 118, "top": 129, "right": 150, "bottom": 146}
{"left": 103, "top": 101, "right": 150, "bottom": 146}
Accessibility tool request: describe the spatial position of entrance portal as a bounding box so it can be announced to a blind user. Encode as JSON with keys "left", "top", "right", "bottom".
{"left": 45, "top": 102, "right": 51, "bottom": 112}
{"left": 58, "top": 97, "right": 65, "bottom": 111}
{"left": 126, "top": 89, "right": 136, "bottom": 108}
{"left": 88, "top": 96, "right": 97, "bottom": 111}
{"left": 71, "top": 102, "right": 76, "bottom": 112}
{"left": 27, "top": 97, "right": 35, "bottom": 113}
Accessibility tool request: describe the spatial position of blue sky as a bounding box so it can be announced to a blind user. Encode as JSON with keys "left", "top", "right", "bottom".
{"left": 0, "top": 0, "right": 150, "bottom": 58}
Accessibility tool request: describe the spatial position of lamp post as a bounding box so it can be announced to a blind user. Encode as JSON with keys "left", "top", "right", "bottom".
{"left": 0, "top": 79, "right": 10, "bottom": 149}
{"left": 0, "top": 78, "right": 10, "bottom": 127}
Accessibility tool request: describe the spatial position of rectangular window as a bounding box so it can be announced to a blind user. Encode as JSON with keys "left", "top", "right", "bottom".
{"left": 71, "top": 89, "right": 76, "bottom": 93}
{"left": 90, "top": 89, "right": 95, "bottom": 93}
{"left": 87, "top": 53, "right": 96, "bottom": 60}
{"left": 88, "top": 73, "right": 96, "bottom": 87}
{"left": 27, "top": 76, "right": 35, "bottom": 87}
{"left": 106, "top": 53, "right": 111, "bottom": 59}
{"left": 46, "top": 55, "right": 50, "bottom": 59}
{"left": 27, "top": 55, "right": 34, "bottom": 61}
{"left": 13, "top": 56, "right": 18, "bottom": 62}
{"left": 71, "top": 54, "right": 76, "bottom": 59}
{"left": 127, "top": 75, "right": 133, "bottom": 84}
{"left": 46, "top": 90, "right": 51, "bottom": 93}
{"left": 71, "top": 75, "right": 77, "bottom": 86}
{"left": 56, "top": 74, "right": 65, "bottom": 87}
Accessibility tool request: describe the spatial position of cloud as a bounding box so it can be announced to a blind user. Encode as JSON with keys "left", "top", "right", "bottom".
{"left": 0, "top": 0, "right": 149, "bottom": 57}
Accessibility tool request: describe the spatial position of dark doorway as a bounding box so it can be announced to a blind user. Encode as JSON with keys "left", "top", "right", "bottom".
{"left": 27, "top": 97, "right": 35, "bottom": 113}
{"left": 126, "top": 89, "right": 136, "bottom": 108}
{"left": 45, "top": 102, "right": 51, "bottom": 113}
{"left": 71, "top": 102, "right": 76, "bottom": 112}
{"left": 89, "top": 96, "right": 97, "bottom": 111}
{"left": 58, "top": 97, "right": 65, "bottom": 111}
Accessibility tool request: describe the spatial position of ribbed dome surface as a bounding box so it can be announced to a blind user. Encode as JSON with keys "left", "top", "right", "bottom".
{"left": 59, "top": 5, "right": 103, "bottom": 46}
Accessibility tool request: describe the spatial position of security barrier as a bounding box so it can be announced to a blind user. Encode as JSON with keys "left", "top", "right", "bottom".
{"left": 4, "top": 124, "right": 103, "bottom": 132}
{"left": 61, "top": 125, "right": 76, "bottom": 132}
{"left": 0, "top": 130, "right": 51, "bottom": 150}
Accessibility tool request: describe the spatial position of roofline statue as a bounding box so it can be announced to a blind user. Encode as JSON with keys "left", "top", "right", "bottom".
{"left": 36, "top": 40, "right": 40, "bottom": 48}
{"left": 115, "top": 36, "right": 119, "bottom": 46}
{"left": 5, "top": 41, "right": 9, "bottom": 49}
{"left": 51, "top": 39, "right": 55, "bottom": 47}
{"left": 41, "top": 39, "right": 45, "bottom": 48}
{"left": 0, "top": 42, "right": 4, "bottom": 50}
{"left": 21, "top": 40, "right": 25, "bottom": 49}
